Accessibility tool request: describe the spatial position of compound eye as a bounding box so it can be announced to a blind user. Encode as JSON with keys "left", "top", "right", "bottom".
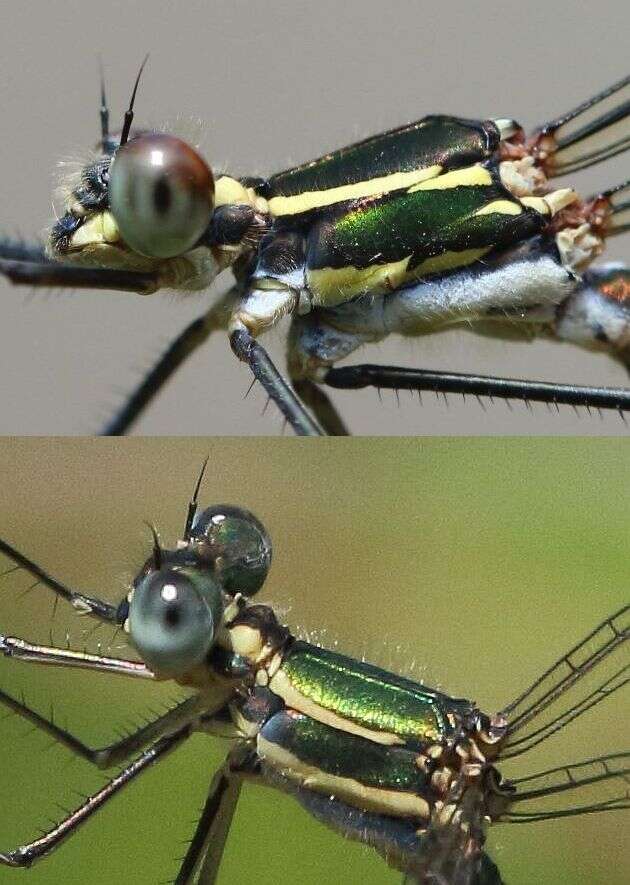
{"left": 128, "top": 568, "right": 223, "bottom": 677}
{"left": 109, "top": 133, "right": 214, "bottom": 258}
{"left": 190, "top": 506, "right": 272, "bottom": 597}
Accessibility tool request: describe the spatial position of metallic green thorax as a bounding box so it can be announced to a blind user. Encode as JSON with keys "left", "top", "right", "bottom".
{"left": 242, "top": 114, "right": 551, "bottom": 309}
{"left": 262, "top": 711, "right": 430, "bottom": 793}
{"left": 278, "top": 641, "right": 475, "bottom": 744}
{"left": 310, "top": 174, "right": 542, "bottom": 271}
{"left": 265, "top": 116, "right": 500, "bottom": 200}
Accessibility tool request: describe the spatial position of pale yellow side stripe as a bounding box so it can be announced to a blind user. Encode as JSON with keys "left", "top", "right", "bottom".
{"left": 257, "top": 734, "right": 431, "bottom": 820}
{"left": 408, "top": 163, "right": 492, "bottom": 192}
{"left": 474, "top": 199, "right": 522, "bottom": 217}
{"left": 521, "top": 188, "right": 577, "bottom": 217}
{"left": 413, "top": 246, "right": 492, "bottom": 277}
{"left": 520, "top": 196, "right": 550, "bottom": 215}
{"left": 268, "top": 164, "right": 442, "bottom": 217}
{"left": 268, "top": 668, "right": 405, "bottom": 745}
{"left": 307, "top": 245, "right": 493, "bottom": 306}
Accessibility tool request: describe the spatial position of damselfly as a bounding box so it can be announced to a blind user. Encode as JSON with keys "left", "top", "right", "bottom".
{"left": 0, "top": 462, "right": 627, "bottom": 883}
{"left": 1, "top": 68, "right": 629, "bottom": 434}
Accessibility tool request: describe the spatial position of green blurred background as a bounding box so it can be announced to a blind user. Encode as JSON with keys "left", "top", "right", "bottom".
{"left": 0, "top": 439, "right": 627, "bottom": 884}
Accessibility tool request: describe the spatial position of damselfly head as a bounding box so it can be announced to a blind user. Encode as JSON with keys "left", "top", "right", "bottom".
{"left": 47, "top": 59, "right": 224, "bottom": 289}
{"left": 127, "top": 565, "right": 224, "bottom": 677}
{"left": 48, "top": 129, "right": 220, "bottom": 283}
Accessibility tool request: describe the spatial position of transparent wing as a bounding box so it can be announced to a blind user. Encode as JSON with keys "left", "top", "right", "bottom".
{"left": 502, "top": 752, "right": 630, "bottom": 823}
{"left": 500, "top": 605, "right": 629, "bottom": 759}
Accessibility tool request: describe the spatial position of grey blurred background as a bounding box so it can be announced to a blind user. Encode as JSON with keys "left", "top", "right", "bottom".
{"left": 0, "top": 439, "right": 628, "bottom": 883}
{"left": 0, "top": 0, "right": 629, "bottom": 434}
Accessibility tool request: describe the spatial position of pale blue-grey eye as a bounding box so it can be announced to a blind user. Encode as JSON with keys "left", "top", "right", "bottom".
{"left": 128, "top": 568, "right": 223, "bottom": 676}
{"left": 109, "top": 133, "right": 214, "bottom": 258}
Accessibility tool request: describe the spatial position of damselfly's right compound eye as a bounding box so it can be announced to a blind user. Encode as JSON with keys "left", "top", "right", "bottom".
{"left": 189, "top": 506, "right": 272, "bottom": 597}
{"left": 109, "top": 133, "right": 214, "bottom": 258}
{"left": 128, "top": 567, "right": 223, "bottom": 677}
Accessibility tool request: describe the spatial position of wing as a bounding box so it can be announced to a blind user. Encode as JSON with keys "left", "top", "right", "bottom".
{"left": 502, "top": 751, "right": 630, "bottom": 824}
{"left": 500, "top": 604, "right": 630, "bottom": 759}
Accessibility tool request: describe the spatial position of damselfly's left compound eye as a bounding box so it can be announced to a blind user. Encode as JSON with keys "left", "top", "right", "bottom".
{"left": 189, "top": 506, "right": 272, "bottom": 597}
{"left": 128, "top": 567, "right": 223, "bottom": 676}
{"left": 109, "top": 133, "right": 214, "bottom": 258}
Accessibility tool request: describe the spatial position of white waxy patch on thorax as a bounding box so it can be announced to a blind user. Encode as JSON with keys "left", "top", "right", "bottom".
{"left": 379, "top": 254, "right": 575, "bottom": 334}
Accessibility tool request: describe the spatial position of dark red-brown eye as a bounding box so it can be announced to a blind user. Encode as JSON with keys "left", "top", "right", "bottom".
{"left": 109, "top": 133, "right": 214, "bottom": 258}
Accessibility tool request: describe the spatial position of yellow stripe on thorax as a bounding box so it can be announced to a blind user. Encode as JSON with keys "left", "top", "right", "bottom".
{"left": 214, "top": 175, "right": 269, "bottom": 214}
{"left": 268, "top": 165, "right": 442, "bottom": 217}
{"left": 307, "top": 246, "right": 492, "bottom": 305}
{"left": 521, "top": 188, "right": 577, "bottom": 217}
{"left": 257, "top": 734, "right": 430, "bottom": 820}
{"left": 268, "top": 668, "right": 405, "bottom": 746}
{"left": 408, "top": 163, "right": 492, "bottom": 193}
{"left": 474, "top": 199, "right": 522, "bottom": 217}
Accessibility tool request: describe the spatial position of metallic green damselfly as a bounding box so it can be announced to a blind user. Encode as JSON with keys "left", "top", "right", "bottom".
{"left": 1, "top": 69, "right": 629, "bottom": 434}
{"left": 0, "top": 460, "right": 627, "bottom": 883}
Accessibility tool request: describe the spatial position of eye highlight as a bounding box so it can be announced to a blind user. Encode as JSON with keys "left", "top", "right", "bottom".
{"left": 128, "top": 567, "right": 223, "bottom": 677}
{"left": 109, "top": 133, "right": 214, "bottom": 258}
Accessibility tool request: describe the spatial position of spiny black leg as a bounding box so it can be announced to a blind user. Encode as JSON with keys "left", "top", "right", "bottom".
{"left": 175, "top": 753, "right": 246, "bottom": 884}
{"left": 0, "top": 251, "right": 157, "bottom": 294}
{"left": 1, "top": 633, "right": 154, "bottom": 679}
{"left": 0, "top": 239, "right": 49, "bottom": 263}
{"left": 0, "top": 537, "right": 120, "bottom": 622}
{"left": 292, "top": 378, "right": 349, "bottom": 436}
{"left": 102, "top": 289, "right": 237, "bottom": 435}
{"left": 323, "top": 364, "right": 630, "bottom": 414}
{"left": 230, "top": 329, "right": 323, "bottom": 436}
{"left": 0, "top": 722, "right": 191, "bottom": 868}
{"left": 102, "top": 314, "right": 214, "bottom": 435}
{"left": 0, "top": 687, "right": 198, "bottom": 769}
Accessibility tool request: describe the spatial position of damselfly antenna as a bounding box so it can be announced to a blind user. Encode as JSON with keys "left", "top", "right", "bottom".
{"left": 98, "top": 57, "right": 109, "bottom": 152}
{"left": 183, "top": 456, "right": 210, "bottom": 540}
{"left": 144, "top": 522, "right": 162, "bottom": 569}
{"left": 119, "top": 53, "right": 150, "bottom": 147}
